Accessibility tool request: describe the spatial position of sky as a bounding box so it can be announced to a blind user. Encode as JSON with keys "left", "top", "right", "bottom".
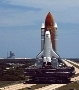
{"left": 0, "top": 0, "right": 79, "bottom": 58}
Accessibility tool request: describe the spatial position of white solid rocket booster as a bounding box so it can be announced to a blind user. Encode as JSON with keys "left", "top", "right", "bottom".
{"left": 54, "top": 22, "right": 58, "bottom": 51}
{"left": 41, "top": 23, "right": 45, "bottom": 51}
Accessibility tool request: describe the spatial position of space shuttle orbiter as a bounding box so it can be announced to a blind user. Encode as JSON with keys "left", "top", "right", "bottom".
{"left": 36, "top": 31, "right": 59, "bottom": 64}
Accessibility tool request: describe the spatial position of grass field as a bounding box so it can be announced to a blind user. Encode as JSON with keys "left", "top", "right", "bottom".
{"left": 0, "top": 81, "right": 23, "bottom": 88}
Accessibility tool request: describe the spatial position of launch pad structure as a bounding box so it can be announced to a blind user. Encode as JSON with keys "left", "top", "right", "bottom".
{"left": 24, "top": 12, "right": 75, "bottom": 83}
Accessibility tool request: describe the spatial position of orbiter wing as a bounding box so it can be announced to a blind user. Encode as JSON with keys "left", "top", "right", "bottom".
{"left": 51, "top": 49, "right": 60, "bottom": 58}
{"left": 36, "top": 50, "right": 44, "bottom": 59}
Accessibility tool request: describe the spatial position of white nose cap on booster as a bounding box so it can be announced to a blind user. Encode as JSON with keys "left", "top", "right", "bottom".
{"left": 41, "top": 23, "right": 45, "bottom": 28}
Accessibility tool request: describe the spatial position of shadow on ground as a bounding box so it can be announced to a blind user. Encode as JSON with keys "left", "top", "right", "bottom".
{"left": 23, "top": 79, "right": 72, "bottom": 84}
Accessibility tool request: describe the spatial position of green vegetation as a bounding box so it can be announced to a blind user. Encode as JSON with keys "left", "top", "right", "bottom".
{"left": 0, "top": 59, "right": 36, "bottom": 81}
{"left": 0, "top": 81, "right": 23, "bottom": 88}
{"left": 0, "top": 58, "right": 36, "bottom": 64}
{"left": 0, "top": 62, "right": 25, "bottom": 81}
{"left": 0, "top": 59, "right": 36, "bottom": 88}
{"left": 0, "top": 68, "right": 25, "bottom": 81}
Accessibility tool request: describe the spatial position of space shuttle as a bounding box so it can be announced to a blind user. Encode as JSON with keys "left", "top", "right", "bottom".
{"left": 36, "top": 30, "right": 60, "bottom": 64}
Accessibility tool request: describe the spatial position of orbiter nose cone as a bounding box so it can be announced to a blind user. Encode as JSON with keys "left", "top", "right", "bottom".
{"left": 45, "top": 12, "right": 54, "bottom": 28}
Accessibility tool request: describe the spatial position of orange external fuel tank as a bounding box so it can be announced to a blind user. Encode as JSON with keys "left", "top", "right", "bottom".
{"left": 45, "top": 12, "right": 56, "bottom": 51}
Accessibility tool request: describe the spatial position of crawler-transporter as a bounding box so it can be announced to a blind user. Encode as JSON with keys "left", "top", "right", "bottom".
{"left": 24, "top": 58, "right": 75, "bottom": 82}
